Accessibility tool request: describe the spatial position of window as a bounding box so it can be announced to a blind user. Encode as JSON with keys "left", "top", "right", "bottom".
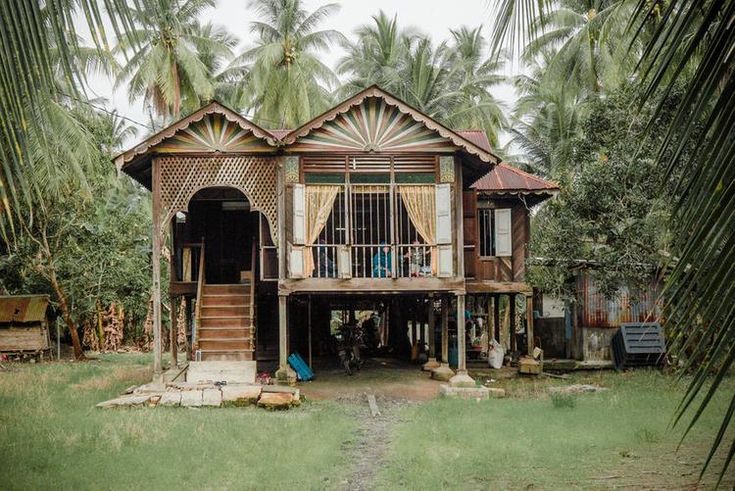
{"left": 479, "top": 208, "right": 512, "bottom": 257}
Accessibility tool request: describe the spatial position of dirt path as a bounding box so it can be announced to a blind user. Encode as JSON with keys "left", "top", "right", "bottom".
{"left": 339, "top": 395, "right": 412, "bottom": 491}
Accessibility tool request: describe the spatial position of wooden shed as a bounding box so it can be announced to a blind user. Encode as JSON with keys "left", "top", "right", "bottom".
{"left": 0, "top": 295, "right": 52, "bottom": 357}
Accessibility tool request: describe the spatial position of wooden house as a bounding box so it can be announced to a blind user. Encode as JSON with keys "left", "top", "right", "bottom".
{"left": 115, "top": 86, "right": 558, "bottom": 384}
{"left": 0, "top": 295, "right": 52, "bottom": 359}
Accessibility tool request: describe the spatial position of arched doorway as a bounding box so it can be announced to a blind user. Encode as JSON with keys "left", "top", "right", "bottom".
{"left": 177, "top": 186, "right": 259, "bottom": 284}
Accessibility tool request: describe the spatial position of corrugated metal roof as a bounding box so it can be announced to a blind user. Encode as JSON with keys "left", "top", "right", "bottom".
{"left": 471, "top": 163, "right": 560, "bottom": 193}
{"left": 457, "top": 130, "right": 492, "bottom": 152}
{"left": 0, "top": 295, "right": 50, "bottom": 323}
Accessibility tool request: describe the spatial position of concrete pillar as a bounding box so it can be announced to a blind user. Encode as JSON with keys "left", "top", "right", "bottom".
{"left": 449, "top": 293, "right": 475, "bottom": 387}
{"left": 431, "top": 296, "right": 454, "bottom": 381}
{"left": 423, "top": 295, "right": 440, "bottom": 371}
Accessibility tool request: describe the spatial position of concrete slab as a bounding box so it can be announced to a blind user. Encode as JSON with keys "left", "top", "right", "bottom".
{"left": 257, "top": 392, "right": 294, "bottom": 410}
{"left": 159, "top": 391, "right": 182, "bottom": 407}
{"left": 96, "top": 394, "right": 151, "bottom": 408}
{"left": 221, "top": 385, "right": 262, "bottom": 405}
{"left": 202, "top": 388, "right": 223, "bottom": 407}
{"left": 440, "top": 385, "right": 496, "bottom": 400}
{"left": 180, "top": 390, "right": 203, "bottom": 407}
{"left": 186, "top": 361, "right": 256, "bottom": 384}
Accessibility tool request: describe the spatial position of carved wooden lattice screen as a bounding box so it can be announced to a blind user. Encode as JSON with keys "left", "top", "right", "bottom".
{"left": 156, "top": 155, "right": 279, "bottom": 243}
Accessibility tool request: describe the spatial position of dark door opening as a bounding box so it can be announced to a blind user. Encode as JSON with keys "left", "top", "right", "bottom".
{"left": 186, "top": 188, "right": 258, "bottom": 284}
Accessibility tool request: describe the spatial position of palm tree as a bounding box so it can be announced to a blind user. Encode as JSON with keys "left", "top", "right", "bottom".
{"left": 441, "top": 27, "right": 507, "bottom": 147}
{"left": 493, "top": 0, "right": 735, "bottom": 481}
{"left": 114, "top": 0, "right": 231, "bottom": 119}
{"left": 521, "top": 0, "right": 634, "bottom": 94}
{"left": 336, "top": 10, "right": 415, "bottom": 98}
{"left": 508, "top": 50, "right": 582, "bottom": 178}
{"left": 231, "top": 0, "right": 345, "bottom": 128}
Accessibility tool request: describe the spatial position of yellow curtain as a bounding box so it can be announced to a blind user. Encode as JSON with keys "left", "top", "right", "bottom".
{"left": 398, "top": 185, "right": 437, "bottom": 273}
{"left": 304, "top": 185, "right": 340, "bottom": 277}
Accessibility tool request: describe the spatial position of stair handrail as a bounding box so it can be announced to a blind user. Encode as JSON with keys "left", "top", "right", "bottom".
{"left": 193, "top": 237, "right": 205, "bottom": 353}
{"left": 249, "top": 241, "right": 257, "bottom": 352}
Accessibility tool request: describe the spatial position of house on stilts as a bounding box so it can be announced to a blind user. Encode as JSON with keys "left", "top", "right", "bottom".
{"left": 114, "top": 86, "right": 559, "bottom": 385}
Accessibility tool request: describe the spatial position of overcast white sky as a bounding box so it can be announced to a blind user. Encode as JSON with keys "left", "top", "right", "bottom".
{"left": 85, "top": 0, "right": 518, "bottom": 142}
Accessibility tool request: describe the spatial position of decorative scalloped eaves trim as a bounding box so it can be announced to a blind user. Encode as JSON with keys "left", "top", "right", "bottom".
{"left": 281, "top": 86, "right": 501, "bottom": 164}
{"left": 114, "top": 102, "right": 278, "bottom": 168}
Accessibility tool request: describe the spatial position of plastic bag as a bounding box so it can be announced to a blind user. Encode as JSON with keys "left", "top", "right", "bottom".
{"left": 488, "top": 339, "right": 504, "bottom": 369}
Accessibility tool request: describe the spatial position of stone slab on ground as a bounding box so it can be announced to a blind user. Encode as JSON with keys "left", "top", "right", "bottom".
{"left": 159, "top": 391, "right": 182, "bottom": 406}
{"left": 221, "top": 384, "right": 262, "bottom": 404}
{"left": 97, "top": 394, "right": 151, "bottom": 408}
{"left": 133, "top": 382, "right": 166, "bottom": 394}
{"left": 187, "top": 361, "right": 256, "bottom": 384}
{"left": 257, "top": 392, "right": 295, "bottom": 409}
{"left": 168, "top": 381, "right": 216, "bottom": 391}
{"left": 548, "top": 384, "right": 608, "bottom": 395}
{"left": 440, "top": 385, "right": 506, "bottom": 400}
{"left": 180, "top": 389, "right": 203, "bottom": 407}
{"left": 202, "top": 388, "right": 223, "bottom": 407}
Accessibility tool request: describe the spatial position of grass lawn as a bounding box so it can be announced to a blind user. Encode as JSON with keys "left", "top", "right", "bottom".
{"left": 376, "top": 370, "right": 735, "bottom": 489}
{"left": 0, "top": 354, "right": 733, "bottom": 490}
{"left": 0, "top": 353, "right": 355, "bottom": 490}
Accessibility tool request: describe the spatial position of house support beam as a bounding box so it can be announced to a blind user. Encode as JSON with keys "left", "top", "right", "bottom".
{"left": 423, "top": 294, "right": 440, "bottom": 371}
{"left": 449, "top": 293, "right": 475, "bottom": 387}
{"left": 151, "top": 158, "right": 163, "bottom": 382}
{"left": 275, "top": 294, "right": 295, "bottom": 382}
{"left": 170, "top": 296, "right": 178, "bottom": 367}
{"left": 526, "top": 295, "right": 535, "bottom": 354}
{"left": 431, "top": 295, "right": 454, "bottom": 381}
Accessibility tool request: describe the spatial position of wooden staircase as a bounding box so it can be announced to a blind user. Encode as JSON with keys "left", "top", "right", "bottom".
{"left": 197, "top": 276, "right": 255, "bottom": 361}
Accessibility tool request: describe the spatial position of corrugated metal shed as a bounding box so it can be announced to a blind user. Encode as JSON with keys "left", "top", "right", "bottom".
{"left": 576, "top": 274, "right": 662, "bottom": 329}
{"left": 0, "top": 295, "right": 51, "bottom": 324}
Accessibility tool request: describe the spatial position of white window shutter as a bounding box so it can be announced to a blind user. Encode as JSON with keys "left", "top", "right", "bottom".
{"left": 435, "top": 184, "right": 452, "bottom": 244}
{"left": 494, "top": 208, "right": 512, "bottom": 257}
{"left": 288, "top": 245, "right": 304, "bottom": 279}
{"left": 337, "top": 245, "right": 352, "bottom": 279}
{"left": 292, "top": 184, "right": 305, "bottom": 245}
{"left": 437, "top": 245, "right": 453, "bottom": 277}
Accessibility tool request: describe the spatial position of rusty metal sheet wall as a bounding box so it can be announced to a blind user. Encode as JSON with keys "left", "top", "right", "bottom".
{"left": 576, "top": 273, "right": 661, "bottom": 328}
{"left": 0, "top": 295, "right": 50, "bottom": 324}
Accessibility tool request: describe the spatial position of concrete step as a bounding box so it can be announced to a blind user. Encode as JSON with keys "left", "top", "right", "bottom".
{"left": 203, "top": 284, "right": 250, "bottom": 295}
{"left": 198, "top": 338, "right": 254, "bottom": 351}
{"left": 201, "top": 305, "right": 250, "bottom": 317}
{"left": 199, "top": 351, "right": 254, "bottom": 362}
{"left": 187, "top": 360, "right": 256, "bottom": 382}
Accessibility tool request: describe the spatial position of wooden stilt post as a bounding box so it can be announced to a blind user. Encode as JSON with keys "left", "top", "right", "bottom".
{"left": 170, "top": 296, "right": 178, "bottom": 367}
{"left": 526, "top": 295, "right": 535, "bottom": 355}
{"left": 456, "top": 294, "right": 466, "bottom": 372}
{"left": 510, "top": 295, "right": 517, "bottom": 353}
{"left": 307, "top": 295, "right": 313, "bottom": 369}
{"left": 423, "top": 294, "right": 439, "bottom": 371}
{"left": 184, "top": 297, "right": 192, "bottom": 361}
{"left": 151, "top": 158, "right": 163, "bottom": 382}
{"left": 493, "top": 295, "right": 500, "bottom": 343}
{"left": 276, "top": 294, "right": 290, "bottom": 382}
{"left": 430, "top": 295, "right": 454, "bottom": 381}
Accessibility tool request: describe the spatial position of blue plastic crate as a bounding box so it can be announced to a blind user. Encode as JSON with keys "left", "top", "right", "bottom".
{"left": 288, "top": 352, "right": 314, "bottom": 381}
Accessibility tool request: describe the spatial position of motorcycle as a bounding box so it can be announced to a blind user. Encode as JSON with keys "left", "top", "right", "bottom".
{"left": 334, "top": 322, "right": 363, "bottom": 375}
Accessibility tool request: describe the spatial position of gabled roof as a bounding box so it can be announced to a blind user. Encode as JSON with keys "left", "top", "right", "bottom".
{"left": 457, "top": 130, "right": 493, "bottom": 153}
{"left": 113, "top": 101, "right": 278, "bottom": 170}
{"left": 281, "top": 85, "right": 501, "bottom": 164}
{"left": 471, "top": 163, "right": 559, "bottom": 204}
